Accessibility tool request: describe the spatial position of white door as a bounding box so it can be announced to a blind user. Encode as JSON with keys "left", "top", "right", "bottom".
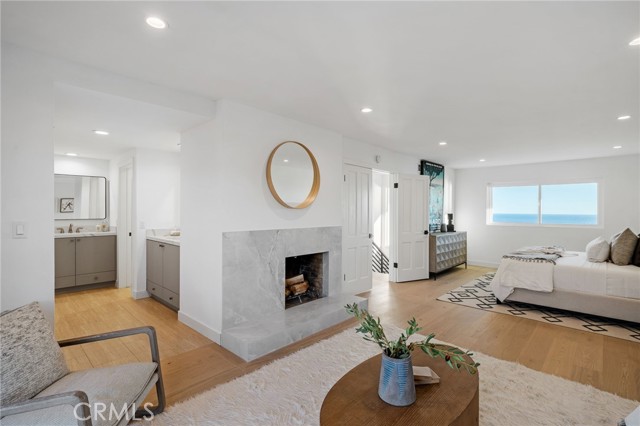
{"left": 117, "top": 163, "right": 134, "bottom": 289}
{"left": 343, "top": 164, "right": 372, "bottom": 294}
{"left": 391, "top": 174, "right": 429, "bottom": 282}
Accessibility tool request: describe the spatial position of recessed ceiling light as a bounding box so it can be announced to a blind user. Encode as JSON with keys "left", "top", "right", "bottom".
{"left": 617, "top": 115, "right": 631, "bottom": 120}
{"left": 283, "top": 159, "right": 289, "bottom": 163}
{"left": 66, "top": 153, "right": 78, "bottom": 157}
{"left": 439, "top": 141, "right": 447, "bottom": 146}
{"left": 146, "top": 16, "right": 168, "bottom": 29}
{"left": 479, "top": 159, "right": 486, "bottom": 162}
{"left": 613, "top": 145, "right": 622, "bottom": 149}
{"left": 361, "top": 107, "right": 373, "bottom": 113}
{"left": 629, "top": 37, "right": 640, "bottom": 46}
{"left": 93, "top": 130, "right": 109, "bottom": 135}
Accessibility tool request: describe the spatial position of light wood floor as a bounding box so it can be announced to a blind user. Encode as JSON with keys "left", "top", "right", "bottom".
{"left": 54, "top": 266, "right": 640, "bottom": 407}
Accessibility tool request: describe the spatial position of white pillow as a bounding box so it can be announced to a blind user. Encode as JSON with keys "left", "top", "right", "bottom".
{"left": 586, "top": 237, "right": 610, "bottom": 262}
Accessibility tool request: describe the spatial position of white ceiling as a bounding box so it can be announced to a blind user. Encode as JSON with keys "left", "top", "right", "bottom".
{"left": 3, "top": 1, "right": 639, "bottom": 168}
{"left": 54, "top": 83, "right": 209, "bottom": 159}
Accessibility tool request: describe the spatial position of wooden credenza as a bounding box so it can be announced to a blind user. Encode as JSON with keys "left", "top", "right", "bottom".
{"left": 429, "top": 231, "right": 467, "bottom": 279}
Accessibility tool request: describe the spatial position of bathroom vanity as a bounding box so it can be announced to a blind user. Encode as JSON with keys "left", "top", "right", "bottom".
{"left": 55, "top": 233, "right": 117, "bottom": 289}
{"left": 146, "top": 235, "right": 180, "bottom": 310}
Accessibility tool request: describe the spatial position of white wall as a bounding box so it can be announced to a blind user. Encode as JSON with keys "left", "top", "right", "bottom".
{"left": 456, "top": 155, "right": 640, "bottom": 266}
{"left": 444, "top": 168, "right": 456, "bottom": 220}
{"left": 133, "top": 148, "right": 181, "bottom": 296}
{"left": 1, "top": 46, "right": 56, "bottom": 319}
{"left": 343, "top": 137, "right": 421, "bottom": 175}
{"left": 181, "top": 100, "right": 343, "bottom": 341}
{"left": 54, "top": 155, "right": 110, "bottom": 177}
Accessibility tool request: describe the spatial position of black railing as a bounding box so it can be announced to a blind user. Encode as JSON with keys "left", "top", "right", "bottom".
{"left": 372, "top": 241, "right": 390, "bottom": 274}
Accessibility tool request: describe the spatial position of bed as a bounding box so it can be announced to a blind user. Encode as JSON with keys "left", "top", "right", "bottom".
{"left": 491, "top": 251, "right": 640, "bottom": 323}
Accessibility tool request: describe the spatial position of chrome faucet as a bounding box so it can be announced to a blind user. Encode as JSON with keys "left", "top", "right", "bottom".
{"left": 56, "top": 227, "right": 65, "bottom": 234}
{"left": 68, "top": 224, "right": 73, "bottom": 233}
{"left": 76, "top": 227, "right": 84, "bottom": 233}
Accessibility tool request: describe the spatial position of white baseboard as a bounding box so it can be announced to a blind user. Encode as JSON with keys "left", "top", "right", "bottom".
{"left": 468, "top": 260, "right": 500, "bottom": 269}
{"left": 131, "top": 290, "right": 150, "bottom": 299}
{"left": 178, "top": 311, "right": 221, "bottom": 344}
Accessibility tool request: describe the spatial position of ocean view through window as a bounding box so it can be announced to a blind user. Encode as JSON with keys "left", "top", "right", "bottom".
{"left": 489, "top": 182, "right": 598, "bottom": 226}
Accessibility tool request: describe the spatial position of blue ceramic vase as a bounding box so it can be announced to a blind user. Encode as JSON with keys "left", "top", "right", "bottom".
{"left": 378, "top": 353, "right": 416, "bottom": 406}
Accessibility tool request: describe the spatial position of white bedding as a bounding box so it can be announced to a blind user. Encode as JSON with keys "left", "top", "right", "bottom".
{"left": 491, "top": 251, "right": 640, "bottom": 301}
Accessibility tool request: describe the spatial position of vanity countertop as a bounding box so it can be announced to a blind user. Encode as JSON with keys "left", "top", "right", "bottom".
{"left": 55, "top": 231, "right": 116, "bottom": 239}
{"left": 147, "top": 235, "right": 180, "bottom": 246}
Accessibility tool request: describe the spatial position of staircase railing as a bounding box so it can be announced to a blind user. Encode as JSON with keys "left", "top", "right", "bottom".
{"left": 372, "top": 241, "right": 390, "bottom": 274}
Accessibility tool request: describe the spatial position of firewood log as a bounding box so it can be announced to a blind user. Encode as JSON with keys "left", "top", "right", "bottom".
{"left": 285, "top": 274, "right": 305, "bottom": 285}
{"left": 290, "top": 281, "right": 309, "bottom": 295}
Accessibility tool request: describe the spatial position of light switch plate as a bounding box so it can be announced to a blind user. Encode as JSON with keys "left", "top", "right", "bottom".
{"left": 12, "top": 222, "right": 27, "bottom": 239}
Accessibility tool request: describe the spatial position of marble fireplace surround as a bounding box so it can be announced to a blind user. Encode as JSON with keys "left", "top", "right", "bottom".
{"left": 221, "top": 226, "right": 367, "bottom": 361}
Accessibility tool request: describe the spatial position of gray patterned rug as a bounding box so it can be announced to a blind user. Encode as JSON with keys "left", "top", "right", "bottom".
{"left": 437, "top": 273, "right": 640, "bottom": 343}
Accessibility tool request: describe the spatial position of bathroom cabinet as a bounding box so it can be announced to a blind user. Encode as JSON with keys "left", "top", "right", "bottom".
{"left": 146, "top": 240, "right": 180, "bottom": 310}
{"left": 55, "top": 235, "right": 117, "bottom": 289}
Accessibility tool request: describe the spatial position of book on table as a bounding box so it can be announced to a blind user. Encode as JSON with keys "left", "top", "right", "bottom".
{"left": 413, "top": 366, "right": 440, "bottom": 385}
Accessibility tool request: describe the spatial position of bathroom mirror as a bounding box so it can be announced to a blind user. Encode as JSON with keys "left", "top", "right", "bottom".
{"left": 267, "top": 141, "right": 320, "bottom": 209}
{"left": 54, "top": 174, "right": 107, "bottom": 219}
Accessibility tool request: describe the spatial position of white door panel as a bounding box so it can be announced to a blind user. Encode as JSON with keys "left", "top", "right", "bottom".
{"left": 343, "top": 164, "right": 372, "bottom": 293}
{"left": 392, "top": 174, "right": 429, "bottom": 282}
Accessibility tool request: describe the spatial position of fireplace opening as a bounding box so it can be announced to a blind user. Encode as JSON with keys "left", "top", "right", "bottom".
{"left": 285, "top": 252, "right": 326, "bottom": 309}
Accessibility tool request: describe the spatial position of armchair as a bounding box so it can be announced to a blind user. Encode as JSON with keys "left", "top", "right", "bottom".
{"left": 0, "top": 302, "right": 165, "bottom": 426}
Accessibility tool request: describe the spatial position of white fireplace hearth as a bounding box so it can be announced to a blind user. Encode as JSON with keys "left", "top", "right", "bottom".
{"left": 221, "top": 226, "right": 367, "bottom": 361}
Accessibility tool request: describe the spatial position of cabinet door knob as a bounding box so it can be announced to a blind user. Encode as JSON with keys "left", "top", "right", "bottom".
{"left": 159, "top": 244, "right": 165, "bottom": 248}
{"left": 169, "top": 297, "right": 173, "bottom": 300}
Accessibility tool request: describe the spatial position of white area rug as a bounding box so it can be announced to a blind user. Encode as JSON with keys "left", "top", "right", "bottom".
{"left": 437, "top": 273, "right": 640, "bottom": 343}
{"left": 151, "top": 327, "right": 638, "bottom": 426}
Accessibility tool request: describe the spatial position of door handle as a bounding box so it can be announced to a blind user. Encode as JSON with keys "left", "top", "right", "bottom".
{"left": 369, "top": 233, "right": 372, "bottom": 239}
{"left": 424, "top": 230, "right": 429, "bottom": 235}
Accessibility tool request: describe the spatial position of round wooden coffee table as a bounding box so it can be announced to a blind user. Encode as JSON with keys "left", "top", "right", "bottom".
{"left": 320, "top": 351, "right": 479, "bottom": 425}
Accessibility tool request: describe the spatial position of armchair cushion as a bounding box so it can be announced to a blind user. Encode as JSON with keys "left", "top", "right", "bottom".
{"left": 1, "top": 405, "right": 81, "bottom": 426}
{"left": 0, "top": 302, "right": 69, "bottom": 406}
{"left": 2, "top": 363, "right": 158, "bottom": 426}
{"left": 37, "top": 362, "right": 158, "bottom": 426}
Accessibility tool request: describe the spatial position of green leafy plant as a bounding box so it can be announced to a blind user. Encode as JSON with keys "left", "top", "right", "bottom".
{"left": 346, "top": 303, "right": 479, "bottom": 374}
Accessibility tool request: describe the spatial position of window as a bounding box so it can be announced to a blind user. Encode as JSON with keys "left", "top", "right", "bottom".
{"left": 488, "top": 182, "right": 599, "bottom": 226}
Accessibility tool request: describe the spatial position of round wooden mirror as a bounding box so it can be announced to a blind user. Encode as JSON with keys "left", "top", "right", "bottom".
{"left": 267, "top": 141, "right": 320, "bottom": 209}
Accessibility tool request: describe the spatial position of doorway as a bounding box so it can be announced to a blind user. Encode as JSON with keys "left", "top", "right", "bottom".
{"left": 343, "top": 165, "right": 431, "bottom": 293}
{"left": 117, "top": 161, "right": 134, "bottom": 289}
{"left": 372, "top": 171, "right": 390, "bottom": 276}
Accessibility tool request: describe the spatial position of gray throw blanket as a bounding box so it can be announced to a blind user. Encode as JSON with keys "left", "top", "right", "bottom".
{"left": 502, "top": 246, "right": 564, "bottom": 264}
